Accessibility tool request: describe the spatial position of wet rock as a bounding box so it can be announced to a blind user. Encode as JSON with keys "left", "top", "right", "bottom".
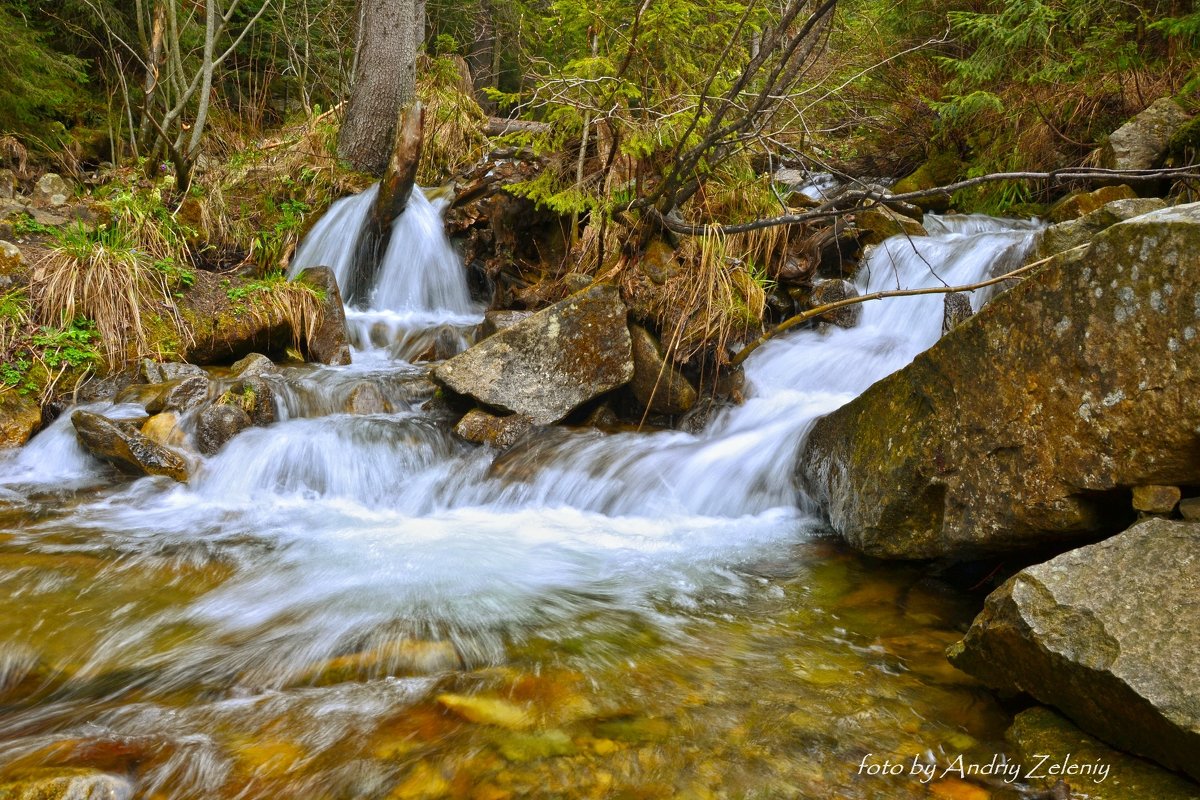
{"left": 942, "top": 292, "right": 973, "bottom": 333}
{"left": 0, "top": 768, "right": 134, "bottom": 800}
{"left": 223, "top": 377, "right": 276, "bottom": 426}
{"left": 799, "top": 202, "right": 1200, "bottom": 558}
{"left": 140, "top": 412, "right": 185, "bottom": 448}
{"left": 0, "top": 393, "right": 41, "bottom": 449}
{"left": 230, "top": 352, "right": 277, "bottom": 378}
{"left": 72, "top": 410, "right": 188, "bottom": 482}
{"left": 1006, "top": 707, "right": 1200, "bottom": 800}
{"left": 1101, "top": 97, "right": 1193, "bottom": 171}
{"left": 1048, "top": 184, "right": 1138, "bottom": 223}
{"left": 293, "top": 267, "right": 352, "bottom": 366}
{"left": 433, "top": 285, "right": 634, "bottom": 425}
{"left": 437, "top": 693, "right": 534, "bottom": 730}
{"left": 344, "top": 382, "right": 390, "bottom": 415}
{"left": 1132, "top": 484, "right": 1180, "bottom": 514}
{"left": 854, "top": 206, "right": 927, "bottom": 246}
{"left": 480, "top": 310, "right": 532, "bottom": 338}
{"left": 147, "top": 375, "right": 210, "bottom": 414}
{"left": 809, "top": 279, "right": 861, "bottom": 329}
{"left": 1037, "top": 197, "right": 1167, "bottom": 258}
{"left": 138, "top": 359, "right": 206, "bottom": 384}
{"left": 628, "top": 325, "right": 697, "bottom": 415}
{"left": 195, "top": 404, "right": 251, "bottom": 455}
{"left": 453, "top": 409, "right": 535, "bottom": 448}
{"left": 1180, "top": 497, "right": 1200, "bottom": 522}
{"left": 949, "top": 518, "right": 1200, "bottom": 780}
{"left": 31, "top": 173, "right": 70, "bottom": 208}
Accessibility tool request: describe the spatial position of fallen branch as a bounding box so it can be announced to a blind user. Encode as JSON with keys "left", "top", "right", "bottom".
{"left": 485, "top": 117, "right": 552, "bottom": 137}
{"left": 729, "top": 244, "right": 1088, "bottom": 367}
{"left": 651, "top": 166, "right": 1200, "bottom": 237}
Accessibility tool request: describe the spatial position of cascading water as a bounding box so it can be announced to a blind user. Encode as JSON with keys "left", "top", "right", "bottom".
{"left": 0, "top": 195, "right": 1045, "bottom": 797}
{"left": 289, "top": 185, "right": 481, "bottom": 362}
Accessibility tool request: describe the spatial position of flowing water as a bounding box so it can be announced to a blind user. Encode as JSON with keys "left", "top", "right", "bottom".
{"left": 0, "top": 190, "right": 1045, "bottom": 798}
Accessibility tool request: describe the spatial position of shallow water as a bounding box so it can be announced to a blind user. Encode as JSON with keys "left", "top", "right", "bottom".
{"left": 0, "top": 195, "right": 1044, "bottom": 798}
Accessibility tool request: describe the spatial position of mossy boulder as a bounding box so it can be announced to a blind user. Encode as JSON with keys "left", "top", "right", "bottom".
{"left": 891, "top": 152, "right": 963, "bottom": 212}
{"left": 1100, "top": 97, "right": 1193, "bottom": 171}
{"left": 433, "top": 285, "right": 633, "bottom": 425}
{"left": 854, "top": 206, "right": 928, "bottom": 246}
{"left": 1047, "top": 185, "right": 1138, "bottom": 223}
{"left": 951, "top": 519, "right": 1200, "bottom": 782}
{"left": 1037, "top": 197, "right": 1167, "bottom": 259}
{"left": 799, "top": 202, "right": 1200, "bottom": 558}
{"left": 0, "top": 393, "right": 41, "bottom": 449}
{"left": 172, "top": 267, "right": 350, "bottom": 366}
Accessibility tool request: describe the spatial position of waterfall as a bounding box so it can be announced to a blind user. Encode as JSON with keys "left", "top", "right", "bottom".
{"left": 289, "top": 184, "right": 481, "bottom": 361}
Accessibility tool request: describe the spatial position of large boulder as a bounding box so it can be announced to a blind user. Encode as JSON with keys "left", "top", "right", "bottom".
{"left": 432, "top": 285, "right": 634, "bottom": 425}
{"left": 949, "top": 519, "right": 1200, "bottom": 781}
{"left": 177, "top": 268, "right": 350, "bottom": 367}
{"left": 72, "top": 410, "right": 189, "bottom": 482}
{"left": 799, "top": 203, "right": 1200, "bottom": 558}
{"left": 1037, "top": 197, "right": 1166, "bottom": 259}
{"left": 1101, "top": 97, "right": 1193, "bottom": 171}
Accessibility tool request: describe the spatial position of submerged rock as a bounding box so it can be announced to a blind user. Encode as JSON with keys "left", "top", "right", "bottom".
{"left": 433, "top": 285, "right": 634, "bottom": 425}
{"left": 0, "top": 768, "right": 133, "bottom": 800}
{"left": 1006, "top": 706, "right": 1200, "bottom": 800}
{"left": 628, "top": 325, "right": 697, "bottom": 415}
{"left": 0, "top": 393, "right": 41, "bottom": 449}
{"left": 950, "top": 518, "right": 1200, "bottom": 781}
{"left": 72, "top": 410, "right": 188, "bottom": 482}
{"left": 800, "top": 202, "right": 1200, "bottom": 558}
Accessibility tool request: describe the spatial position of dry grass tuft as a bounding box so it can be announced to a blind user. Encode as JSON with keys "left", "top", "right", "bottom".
{"left": 417, "top": 54, "right": 489, "bottom": 186}
{"left": 30, "top": 224, "right": 184, "bottom": 366}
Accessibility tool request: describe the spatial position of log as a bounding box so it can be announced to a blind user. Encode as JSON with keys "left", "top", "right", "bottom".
{"left": 345, "top": 101, "right": 425, "bottom": 307}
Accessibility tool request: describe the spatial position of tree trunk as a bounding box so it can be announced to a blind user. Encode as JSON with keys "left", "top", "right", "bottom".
{"left": 345, "top": 102, "right": 425, "bottom": 306}
{"left": 467, "top": 1, "right": 498, "bottom": 113}
{"left": 337, "top": 0, "right": 418, "bottom": 175}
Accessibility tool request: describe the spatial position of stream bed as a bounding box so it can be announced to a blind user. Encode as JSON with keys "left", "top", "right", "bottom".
{"left": 0, "top": 191, "right": 1044, "bottom": 798}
